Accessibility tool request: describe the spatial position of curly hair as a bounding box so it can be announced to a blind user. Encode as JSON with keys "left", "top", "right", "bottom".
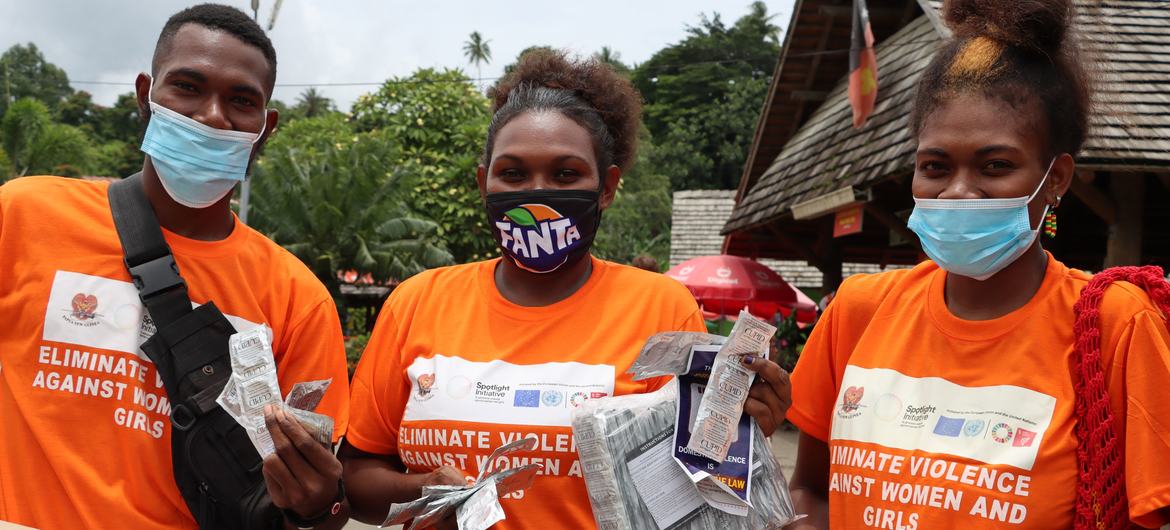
{"left": 911, "top": 0, "right": 1091, "bottom": 157}
{"left": 153, "top": 4, "right": 278, "bottom": 95}
{"left": 485, "top": 50, "right": 643, "bottom": 173}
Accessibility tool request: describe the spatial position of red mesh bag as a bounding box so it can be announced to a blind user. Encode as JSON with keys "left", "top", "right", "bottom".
{"left": 1072, "top": 266, "right": 1170, "bottom": 530}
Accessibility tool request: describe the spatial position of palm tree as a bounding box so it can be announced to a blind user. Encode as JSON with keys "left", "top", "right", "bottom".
{"left": 462, "top": 31, "right": 492, "bottom": 85}
{"left": 1, "top": 98, "right": 93, "bottom": 180}
{"left": 595, "top": 46, "right": 630, "bottom": 75}
{"left": 294, "top": 87, "right": 335, "bottom": 118}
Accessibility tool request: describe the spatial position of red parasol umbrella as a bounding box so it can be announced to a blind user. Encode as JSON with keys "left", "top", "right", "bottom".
{"left": 666, "top": 255, "right": 818, "bottom": 324}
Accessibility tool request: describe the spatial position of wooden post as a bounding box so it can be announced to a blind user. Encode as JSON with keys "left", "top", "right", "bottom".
{"left": 817, "top": 220, "right": 844, "bottom": 291}
{"left": 1104, "top": 174, "right": 1146, "bottom": 267}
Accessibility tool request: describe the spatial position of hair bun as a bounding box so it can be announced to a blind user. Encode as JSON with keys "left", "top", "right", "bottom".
{"left": 943, "top": 0, "right": 1073, "bottom": 54}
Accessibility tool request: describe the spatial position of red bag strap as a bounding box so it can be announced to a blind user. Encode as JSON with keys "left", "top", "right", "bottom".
{"left": 1072, "top": 265, "right": 1170, "bottom": 530}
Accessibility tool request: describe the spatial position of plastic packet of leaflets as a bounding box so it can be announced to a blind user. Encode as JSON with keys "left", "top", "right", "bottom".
{"left": 380, "top": 437, "right": 543, "bottom": 530}
{"left": 215, "top": 326, "right": 334, "bottom": 457}
{"left": 571, "top": 320, "right": 801, "bottom": 530}
{"left": 686, "top": 311, "right": 776, "bottom": 463}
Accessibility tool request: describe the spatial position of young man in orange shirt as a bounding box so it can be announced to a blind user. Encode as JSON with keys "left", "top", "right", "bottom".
{"left": 0, "top": 5, "right": 349, "bottom": 529}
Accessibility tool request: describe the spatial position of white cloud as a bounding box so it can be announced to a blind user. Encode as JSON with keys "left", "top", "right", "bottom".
{"left": 0, "top": 0, "right": 795, "bottom": 108}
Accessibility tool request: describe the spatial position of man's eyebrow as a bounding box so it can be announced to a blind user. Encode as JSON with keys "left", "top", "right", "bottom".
{"left": 231, "top": 83, "right": 266, "bottom": 101}
{"left": 165, "top": 67, "right": 207, "bottom": 83}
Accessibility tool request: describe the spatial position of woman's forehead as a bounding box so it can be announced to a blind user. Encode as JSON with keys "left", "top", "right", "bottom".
{"left": 918, "top": 94, "right": 1047, "bottom": 155}
{"left": 492, "top": 112, "right": 596, "bottom": 161}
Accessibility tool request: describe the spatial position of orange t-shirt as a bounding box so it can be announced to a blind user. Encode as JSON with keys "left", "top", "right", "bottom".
{"left": 347, "top": 257, "right": 705, "bottom": 530}
{"left": 0, "top": 176, "right": 350, "bottom": 530}
{"left": 789, "top": 254, "right": 1170, "bottom": 529}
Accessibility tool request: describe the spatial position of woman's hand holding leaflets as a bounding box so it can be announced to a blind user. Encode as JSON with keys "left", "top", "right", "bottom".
{"left": 741, "top": 355, "right": 792, "bottom": 436}
{"left": 262, "top": 405, "right": 345, "bottom": 526}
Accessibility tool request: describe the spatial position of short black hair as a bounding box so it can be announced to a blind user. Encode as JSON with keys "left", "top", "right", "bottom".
{"left": 152, "top": 3, "right": 278, "bottom": 95}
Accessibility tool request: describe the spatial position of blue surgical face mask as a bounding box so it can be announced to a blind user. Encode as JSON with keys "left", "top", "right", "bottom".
{"left": 907, "top": 159, "right": 1054, "bottom": 281}
{"left": 140, "top": 78, "right": 266, "bottom": 208}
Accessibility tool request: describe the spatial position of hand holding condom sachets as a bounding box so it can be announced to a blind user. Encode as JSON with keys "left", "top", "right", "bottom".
{"left": 571, "top": 311, "right": 801, "bottom": 530}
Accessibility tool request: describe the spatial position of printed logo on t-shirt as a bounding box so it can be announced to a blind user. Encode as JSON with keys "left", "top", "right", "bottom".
{"left": 831, "top": 366, "right": 1056, "bottom": 471}
{"left": 43, "top": 270, "right": 261, "bottom": 360}
{"left": 404, "top": 354, "right": 615, "bottom": 427}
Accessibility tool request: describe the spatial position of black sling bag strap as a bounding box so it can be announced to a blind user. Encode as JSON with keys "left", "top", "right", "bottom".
{"left": 108, "top": 173, "right": 282, "bottom": 530}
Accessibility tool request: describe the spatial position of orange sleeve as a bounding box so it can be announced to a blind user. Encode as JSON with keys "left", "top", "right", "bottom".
{"left": 1116, "top": 309, "right": 1170, "bottom": 528}
{"left": 274, "top": 297, "right": 351, "bottom": 443}
{"left": 787, "top": 295, "right": 844, "bottom": 443}
{"left": 347, "top": 302, "right": 409, "bottom": 455}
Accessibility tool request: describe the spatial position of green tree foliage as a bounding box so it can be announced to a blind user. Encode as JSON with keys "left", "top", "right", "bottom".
{"left": 595, "top": 46, "right": 631, "bottom": 76}
{"left": 0, "top": 43, "right": 73, "bottom": 117}
{"left": 632, "top": 1, "right": 780, "bottom": 190}
{"left": 249, "top": 113, "right": 454, "bottom": 300}
{"left": 351, "top": 68, "right": 494, "bottom": 262}
{"left": 291, "top": 87, "right": 336, "bottom": 119}
{"left": 1, "top": 98, "right": 94, "bottom": 179}
{"left": 593, "top": 134, "right": 674, "bottom": 267}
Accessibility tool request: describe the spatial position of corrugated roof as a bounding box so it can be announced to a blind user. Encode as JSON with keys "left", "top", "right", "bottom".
{"left": 726, "top": 0, "right": 1170, "bottom": 234}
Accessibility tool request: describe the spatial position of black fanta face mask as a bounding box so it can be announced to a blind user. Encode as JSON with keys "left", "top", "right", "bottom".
{"left": 485, "top": 189, "right": 601, "bottom": 274}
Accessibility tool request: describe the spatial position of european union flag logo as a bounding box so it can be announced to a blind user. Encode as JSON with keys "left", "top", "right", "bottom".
{"left": 513, "top": 389, "right": 540, "bottom": 408}
{"left": 933, "top": 416, "right": 965, "bottom": 437}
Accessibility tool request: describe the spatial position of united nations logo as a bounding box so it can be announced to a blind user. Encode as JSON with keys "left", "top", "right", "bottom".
{"left": 963, "top": 419, "right": 986, "bottom": 437}
{"left": 540, "top": 390, "right": 564, "bottom": 407}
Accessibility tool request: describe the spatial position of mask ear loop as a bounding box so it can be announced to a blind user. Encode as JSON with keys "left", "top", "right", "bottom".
{"left": 1028, "top": 157, "right": 1059, "bottom": 231}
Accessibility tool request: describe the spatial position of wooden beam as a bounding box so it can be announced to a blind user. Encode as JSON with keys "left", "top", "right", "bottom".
{"left": 816, "top": 221, "right": 844, "bottom": 291}
{"left": 1068, "top": 172, "right": 1117, "bottom": 225}
{"left": 1104, "top": 174, "right": 1146, "bottom": 267}
{"left": 864, "top": 202, "right": 920, "bottom": 249}
{"left": 788, "top": 15, "right": 835, "bottom": 138}
{"left": 765, "top": 224, "right": 826, "bottom": 270}
{"left": 790, "top": 90, "right": 828, "bottom": 102}
{"left": 818, "top": 5, "right": 905, "bottom": 19}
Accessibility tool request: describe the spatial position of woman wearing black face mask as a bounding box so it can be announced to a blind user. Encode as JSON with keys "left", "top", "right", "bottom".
{"left": 338, "top": 51, "right": 793, "bottom": 530}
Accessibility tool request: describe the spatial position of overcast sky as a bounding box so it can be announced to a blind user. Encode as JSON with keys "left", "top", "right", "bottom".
{"left": 1, "top": 0, "right": 796, "bottom": 109}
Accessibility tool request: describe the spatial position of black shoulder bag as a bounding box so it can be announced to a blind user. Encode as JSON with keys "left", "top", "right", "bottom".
{"left": 108, "top": 173, "right": 283, "bottom": 530}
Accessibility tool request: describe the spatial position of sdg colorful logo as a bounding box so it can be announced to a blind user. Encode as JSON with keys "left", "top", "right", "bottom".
{"left": 496, "top": 204, "right": 582, "bottom": 273}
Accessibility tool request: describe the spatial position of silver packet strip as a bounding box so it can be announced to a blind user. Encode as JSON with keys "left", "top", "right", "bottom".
{"left": 380, "top": 439, "right": 542, "bottom": 530}
{"left": 216, "top": 327, "right": 334, "bottom": 458}
{"left": 686, "top": 311, "right": 776, "bottom": 462}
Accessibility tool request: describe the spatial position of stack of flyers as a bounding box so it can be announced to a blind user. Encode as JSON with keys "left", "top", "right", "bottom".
{"left": 381, "top": 438, "right": 543, "bottom": 530}
{"left": 216, "top": 326, "right": 334, "bottom": 457}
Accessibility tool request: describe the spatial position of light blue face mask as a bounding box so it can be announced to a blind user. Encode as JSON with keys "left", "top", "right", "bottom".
{"left": 140, "top": 79, "right": 266, "bottom": 208}
{"left": 907, "top": 160, "right": 1054, "bottom": 281}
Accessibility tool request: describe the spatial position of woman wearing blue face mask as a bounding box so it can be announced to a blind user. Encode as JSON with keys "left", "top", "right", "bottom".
{"left": 784, "top": 1, "right": 1170, "bottom": 529}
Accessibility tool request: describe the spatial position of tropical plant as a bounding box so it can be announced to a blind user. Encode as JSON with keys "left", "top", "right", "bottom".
{"left": 593, "top": 134, "right": 673, "bottom": 267}
{"left": 292, "top": 87, "right": 335, "bottom": 119}
{"left": 595, "top": 46, "right": 630, "bottom": 75}
{"left": 632, "top": 1, "right": 781, "bottom": 190}
{"left": 249, "top": 114, "right": 454, "bottom": 301}
{"left": 462, "top": 31, "right": 492, "bottom": 83}
{"left": 1, "top": 98, "right": 94, "bottom": 179}
{"left": 350, "top": 68, "right": 494, "bottom": 262}
{"left": 0, "top": 43, "right": 73, "bottom": 117}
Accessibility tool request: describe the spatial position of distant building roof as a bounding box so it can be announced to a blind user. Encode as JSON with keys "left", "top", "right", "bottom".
{"left": 726, "top": 0, "right": 1170, "bottom": 234}
{"left": 670, "top": 189, "right": 889, "bottom": 289}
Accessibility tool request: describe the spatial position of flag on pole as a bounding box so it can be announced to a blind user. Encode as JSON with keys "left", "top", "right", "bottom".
{"left": 849, "top": 0, "right": 879, "bottom": 128}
